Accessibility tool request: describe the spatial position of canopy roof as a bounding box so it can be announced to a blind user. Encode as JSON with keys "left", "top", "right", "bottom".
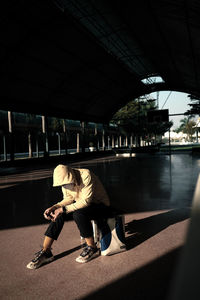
{"left": 1, "top": 0, "right": 200, "bottom": 122}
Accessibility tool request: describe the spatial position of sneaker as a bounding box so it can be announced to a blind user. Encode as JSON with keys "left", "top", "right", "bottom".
{"left": 76, "top": 245, "right": 99, "bottom": 263}
{"left": 26, "top": 249, "right": 54, "bottom": 269}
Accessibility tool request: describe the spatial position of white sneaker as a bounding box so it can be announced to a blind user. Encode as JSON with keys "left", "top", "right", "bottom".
{"left": 76, "top": 246, "right": 99, "bottom": 263}
{"left": 27, "top": 249, "right": 54, "bottom": 269}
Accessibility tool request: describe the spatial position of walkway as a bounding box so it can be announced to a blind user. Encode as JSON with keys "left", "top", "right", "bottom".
{"left": 0, "top": 153, "right": 199, "bottom": 299}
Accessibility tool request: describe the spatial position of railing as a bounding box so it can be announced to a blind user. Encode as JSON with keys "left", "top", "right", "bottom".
{"left": 0, "top": 147, "right": 113, "bottom": 162}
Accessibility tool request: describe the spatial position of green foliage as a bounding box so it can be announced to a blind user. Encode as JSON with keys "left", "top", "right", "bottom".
{"left": 176, "top": 117, "right": 196, "bottom": 141}
{"left": 111, "top": 98, "right": 172, "bottom": 137}
{"left": 112, "top": 98, "right": 156, "bottom": 121}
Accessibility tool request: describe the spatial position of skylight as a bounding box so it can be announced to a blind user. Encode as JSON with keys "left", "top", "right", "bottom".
{"left": 141, "top": 76, "right": 165, "bottom": 85}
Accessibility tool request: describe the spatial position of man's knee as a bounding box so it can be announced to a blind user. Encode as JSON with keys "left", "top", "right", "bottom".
{"left": 73, "top": 209, "right": 84, "bottom": 222}
{"left": 73, "top": 208, "right": 92, "bottom": 225}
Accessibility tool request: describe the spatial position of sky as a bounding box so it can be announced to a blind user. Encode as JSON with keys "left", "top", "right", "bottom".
{"left": 149, "top": 91, "right": 195, "bottom": 129}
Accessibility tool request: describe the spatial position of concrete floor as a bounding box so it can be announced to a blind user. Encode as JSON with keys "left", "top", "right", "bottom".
{"left": 0, "top": 153, "right": 199, "bottom": 299}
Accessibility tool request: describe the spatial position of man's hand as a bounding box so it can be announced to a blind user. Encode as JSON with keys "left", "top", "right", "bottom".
{"left": 51, "top": 207, "right": 64, "bottom": 222}
{"left": 43, "top": 205, "right": 59, "bottom": 220}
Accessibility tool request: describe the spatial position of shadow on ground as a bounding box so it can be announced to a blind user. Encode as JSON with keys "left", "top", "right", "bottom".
{"left": 125, "top": 208, "right": 190, "bottom": 250}
{"left": 82, "top": 246, "right": 182, "bottom": 300}
{"left": 54, "top": 245, "right": 82, "bottom": 261}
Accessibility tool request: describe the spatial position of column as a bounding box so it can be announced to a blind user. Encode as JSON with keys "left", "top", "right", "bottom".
{"left": 3, "top": 135, "right": 7, "bottom": 160}
{"left": 125, "top": 136, "right": 128, "bottom": 147}
{"left": 63, "top": 119, "right": 68, "bottom": 155}
{"left": 102, "top": 127, "right": 105, "bottom": 151}
{"left": 112, "top": 135, "right": 115, "bottom": 148}
{"left": 81, "top": 121, "right": 86, "bottom": 153}
{"left": 42, "top": 115, "right": 49, "bottom": 157}
{"left": 130, "top": 135, "right": 133, "bottom": 147}
{"left": 119, "top": 135, "right": 122, "bottom": 147}
{"left": 57, "top": 133, "right": 61, "bottom": 155}
{"left": 8, "top": 111, "right": 14, "bottom": 161}
{"left": 95, "top": 124, "right": 99, "bottom": 151}
{"left": 77, "top": 132, "right": 80, "bottom": 153}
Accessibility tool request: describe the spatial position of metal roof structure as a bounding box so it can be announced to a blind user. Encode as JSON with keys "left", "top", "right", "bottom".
{"left": 1, "top": 0, "right": 200, "bottom": 123}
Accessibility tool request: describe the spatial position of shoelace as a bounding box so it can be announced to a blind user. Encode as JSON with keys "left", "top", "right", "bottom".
{"left": 80, "top": 246, "right": 96, "bottom": 257}
{"left": 32, "top": 250, "right": 45, "bottom": 262}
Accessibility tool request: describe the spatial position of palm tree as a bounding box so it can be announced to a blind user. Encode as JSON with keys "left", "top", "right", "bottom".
{"left": 176, "top": 117, "right": 196, "bottom": 142}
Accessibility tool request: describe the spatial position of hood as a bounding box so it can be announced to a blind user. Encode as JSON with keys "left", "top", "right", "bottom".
{"left": 53, "top": 164, "right": 75, "bottom": 187}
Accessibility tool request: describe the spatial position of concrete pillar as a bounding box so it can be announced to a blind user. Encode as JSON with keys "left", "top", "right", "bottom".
{"left": 130, "top": 135, "right": 133, "bottom": 147}
{"left": 63, "top": 119, "right": 68, "bottom": 155}
{"left": 125, "top": 136, "right": 128, "bottom": 147}
{"left": 94, "top": 124, "right": 99, "bottom": 151}
{"left": 36, "top": 136, "right": 39, "bottom": 158}
{"left": 3, "top": 135, "right": 7, "bottom": 161}
{"left": 135, "top": 136, "right": 137, "bottom": 147}
{"left": 102, "top": 128, "right": 105, "bottom": 151}
{"left": 119, "top": 136, "right": 122, "bottom": 147}
{"left": 81, "top": 121, "right": 86, "bottom": 153}
{"left": 107, "top": 136, "right": 110, "bottom": 149}
{"left": 28, "top": 132, "right": 33, "bottom": 158}
{"left": 42, "top": 116, "right": 49, "bottom": 157}
{"left": 112, "top": 135, "right": 115, "bottom": 148}
{"left": 8, "top": 111, "right": 14, "bottom": 161}
{"left": 57, "top": 133, "right": 61, "bottom": 155}
{"left": 77, "top": 133, "right": 80, "bottom": 153}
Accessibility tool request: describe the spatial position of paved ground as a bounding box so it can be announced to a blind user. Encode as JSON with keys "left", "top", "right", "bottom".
{"left": 0, "top": 153, "right": 199, "bottom": 299}
{"left": 0, "top": 209, "right": 190, "bottom": 300}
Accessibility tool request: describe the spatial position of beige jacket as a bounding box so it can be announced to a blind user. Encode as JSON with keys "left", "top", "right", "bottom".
{"left": 53, "top": 165, "right": 110, "bottom": 213}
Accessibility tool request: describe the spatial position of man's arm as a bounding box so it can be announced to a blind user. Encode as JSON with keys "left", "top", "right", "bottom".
{"left": 44, "top": 188, "right": 75, "bottom": 221}
{"left": 43, "top": 204, "right": 60, "bottom": 220}
{"left": 65, "top": 171, "right": 94, "bottom": 213}
{"left": 44, "top": 205, "right": 67, "bottom": 222}
{"left": 56, "top": 188, "right": 75, "bottom": 207}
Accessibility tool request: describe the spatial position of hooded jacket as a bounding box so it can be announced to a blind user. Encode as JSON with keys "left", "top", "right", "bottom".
{"left": 53, "top": 164, "right": 110, "bottom": 213}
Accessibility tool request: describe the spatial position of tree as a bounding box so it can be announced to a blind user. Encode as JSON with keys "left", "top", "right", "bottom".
{"left": 111, "top": 98, "right": 172, "bottom": 146}
{"left": 176, "top": 117, "right": 196, "bottom": 141}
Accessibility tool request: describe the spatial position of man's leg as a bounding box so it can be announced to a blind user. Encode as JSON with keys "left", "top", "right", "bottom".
{"left": 73, "top": 208, "right": 94, "bottom": 243}
{"left": 73, "top": 204, "right": 112, "bottom": 263}
{"left": 85, "top": 236, "right": 96, "bottom": 248}
{"left": 73, "top": 204, "right": 113, "bottom": 239}
{"left": 42, "top": 212, "right": 69, "bottom": 251}
{"left": 43, "top": 236, "right": 54, "bottom": 252}
{"left": 27, "top": 213, "right": 68, "bottom": 269}
{"left": 44, "top": 212, "right": 67, "bottom": 241}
